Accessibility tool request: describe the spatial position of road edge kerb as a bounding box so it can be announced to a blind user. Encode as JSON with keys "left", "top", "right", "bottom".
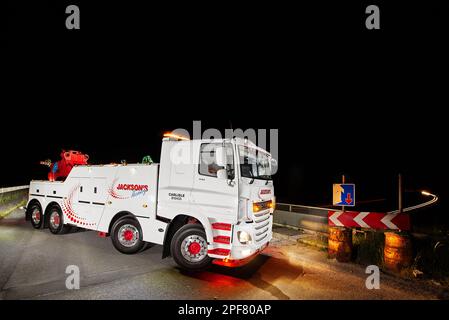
{"left": 0, "top": 200, "right": 26, "bottom": 219}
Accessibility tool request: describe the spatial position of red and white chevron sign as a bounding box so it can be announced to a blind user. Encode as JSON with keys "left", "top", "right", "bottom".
{"left": 328, "top": 211, "right": 411, "bottom": 231}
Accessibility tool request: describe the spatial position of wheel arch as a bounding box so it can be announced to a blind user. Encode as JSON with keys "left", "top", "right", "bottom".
{"left": 108, "top": 211, "right": 140, "bottom": 235}
{"left": 25, "top": 198, "right": 42, "bottom": 221}
{"left": 162, "top": 213, "right": 210, "bottom": 259}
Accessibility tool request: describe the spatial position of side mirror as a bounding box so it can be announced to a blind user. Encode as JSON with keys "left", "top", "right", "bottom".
{"left": 217, "top": 168, "right": 228, "bottom": 180}
{"left": 215, "top": 147, "right": 227, "bottom": 167}
{"left": 270, "top": 158, "right": 278, "bottom": 175}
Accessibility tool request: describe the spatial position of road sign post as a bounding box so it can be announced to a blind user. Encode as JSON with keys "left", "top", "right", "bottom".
{"left": 329, "top": 176, "right": 355, "bottom": 263}
{"left": 382, "top": 174, "right": 413, "bottom": 273}
{"left": 398, "top": 174, "right": 403, "bottom": 214}
{"left": 342, "top": 175, "right": 345, "bottom": 213}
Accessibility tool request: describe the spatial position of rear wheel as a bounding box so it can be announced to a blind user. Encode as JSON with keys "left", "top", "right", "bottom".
{"left": 111, "top": 217, "right": 145, "bottom": 254}
{"left": 48, "top": 205, "right": 71, "bottom": 234}
{"left": 171, "top": 224, "right": 212, "bottom": 271}
{"left": 29, "top": 204, "right": 43, "bottom": 229}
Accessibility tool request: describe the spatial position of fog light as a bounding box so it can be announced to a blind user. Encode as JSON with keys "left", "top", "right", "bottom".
{"left": 238, "top": 231, "right": 252, "bottom": 244}
{"left": 241, "top": 249, "right": 251, "bottom": 257}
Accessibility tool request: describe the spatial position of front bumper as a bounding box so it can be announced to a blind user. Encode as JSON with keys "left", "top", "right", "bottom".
{"left": 209, "top": 215, "right": 273, "bottom": 266}
{"left": 230, "top": 215, "right": 272, "bottom": 259}
{"left": 212, "top": 241, "right": 270, "bottom": 267}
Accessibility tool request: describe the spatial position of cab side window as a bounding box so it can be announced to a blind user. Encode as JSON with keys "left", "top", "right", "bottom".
{"left": 199, "top": 143, "right": 234, "bottom": 179}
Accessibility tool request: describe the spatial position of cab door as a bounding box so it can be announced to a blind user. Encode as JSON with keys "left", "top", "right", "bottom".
{"left": 192, "top": 142, "right": 238, "bottom": 223}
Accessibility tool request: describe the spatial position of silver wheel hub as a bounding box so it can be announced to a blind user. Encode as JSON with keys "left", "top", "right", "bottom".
{"left": 49, "top": 211, "right": 61, "bottom": 229}
{"left": 118, "top": 224, "right": 140, "bottom": 247}
{"left": 31, "top": 208, "right": 41, "bottom": 224}
{"left": 181, "top": 235, "right": 208, "bottom": 263}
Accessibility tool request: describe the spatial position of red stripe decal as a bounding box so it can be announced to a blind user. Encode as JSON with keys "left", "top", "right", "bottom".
{"left": 212, "top": 223, "right": 232, "bottom": 231}
{"left": 208, "top": 248, "right": 231, "bottom": 256}
{"left": 213, "top": 236, "right": 231, "bottom": 244}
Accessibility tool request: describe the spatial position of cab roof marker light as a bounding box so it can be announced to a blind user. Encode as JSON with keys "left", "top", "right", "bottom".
{"left": 163, "top": 132, "right": 190, "bottom": 141}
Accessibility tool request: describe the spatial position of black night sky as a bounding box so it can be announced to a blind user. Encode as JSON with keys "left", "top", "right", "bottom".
{"left": 4, "top": 1, "right": 449, "bottom": 228}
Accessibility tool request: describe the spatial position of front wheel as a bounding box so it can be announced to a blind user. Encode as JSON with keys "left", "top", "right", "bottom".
{"left": 171, "top": 224, "right": 212, "bottom": 271}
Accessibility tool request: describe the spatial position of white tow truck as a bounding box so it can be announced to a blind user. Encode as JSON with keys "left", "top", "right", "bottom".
{"left": 26, "top": 134, "right": 276, "bottom": 270}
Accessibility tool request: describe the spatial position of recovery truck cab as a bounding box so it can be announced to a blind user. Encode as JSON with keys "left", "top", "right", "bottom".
{"left": 26, "top": 134, "right": 276, "bottom": 270}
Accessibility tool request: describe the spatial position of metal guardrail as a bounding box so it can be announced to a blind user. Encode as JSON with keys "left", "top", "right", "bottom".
{"left": 387, "top": 192, "right": 439, "bottom": 214}
{"left": 0, "top": 185, "right": 29, "bottom": 194}
{"left": 276, "top": 203, "right": 329, "bottom": 216}
{"left": 0, "top": 185, "right": 29, "bottom": 218}
{"left": 274, "top": 203, "right": 329, "bottom": 233}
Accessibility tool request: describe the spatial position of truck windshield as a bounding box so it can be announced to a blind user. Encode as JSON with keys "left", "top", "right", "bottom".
{"left": 238, "top": 145, "right": 272, "bottom": 181}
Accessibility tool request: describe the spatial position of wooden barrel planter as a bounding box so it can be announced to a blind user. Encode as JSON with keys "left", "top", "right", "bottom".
{"left": 328, "top": 227, "right": 352, "bottom": 262}
{"left": 383, "top": 232, "right": 413, "bottom": 272}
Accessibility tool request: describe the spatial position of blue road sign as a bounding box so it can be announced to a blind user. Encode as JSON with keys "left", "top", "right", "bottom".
{"left": 333, "top": 184, "right": 355, "bottom": 206}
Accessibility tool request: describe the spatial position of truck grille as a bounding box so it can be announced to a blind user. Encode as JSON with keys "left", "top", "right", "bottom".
{"left": 254, "top": 210, "right": 271, "bottom": 243}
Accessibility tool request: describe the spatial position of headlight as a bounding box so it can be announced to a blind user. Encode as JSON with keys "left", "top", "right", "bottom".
{"left": 238, "top": 231, "right": 252, "bottom": 244}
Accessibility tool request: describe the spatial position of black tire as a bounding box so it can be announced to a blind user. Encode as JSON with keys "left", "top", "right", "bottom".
{"left": 111, "top": 217, "right": 145, "bottom": 254}
{"left": 47, "top": 205, "right": 71, "bottom": 235}
{"left": 29, "top": 203, "right": 43, "bottom": 229}
{"left": 171, "top": 224, "right": 212, "bottom": 271}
